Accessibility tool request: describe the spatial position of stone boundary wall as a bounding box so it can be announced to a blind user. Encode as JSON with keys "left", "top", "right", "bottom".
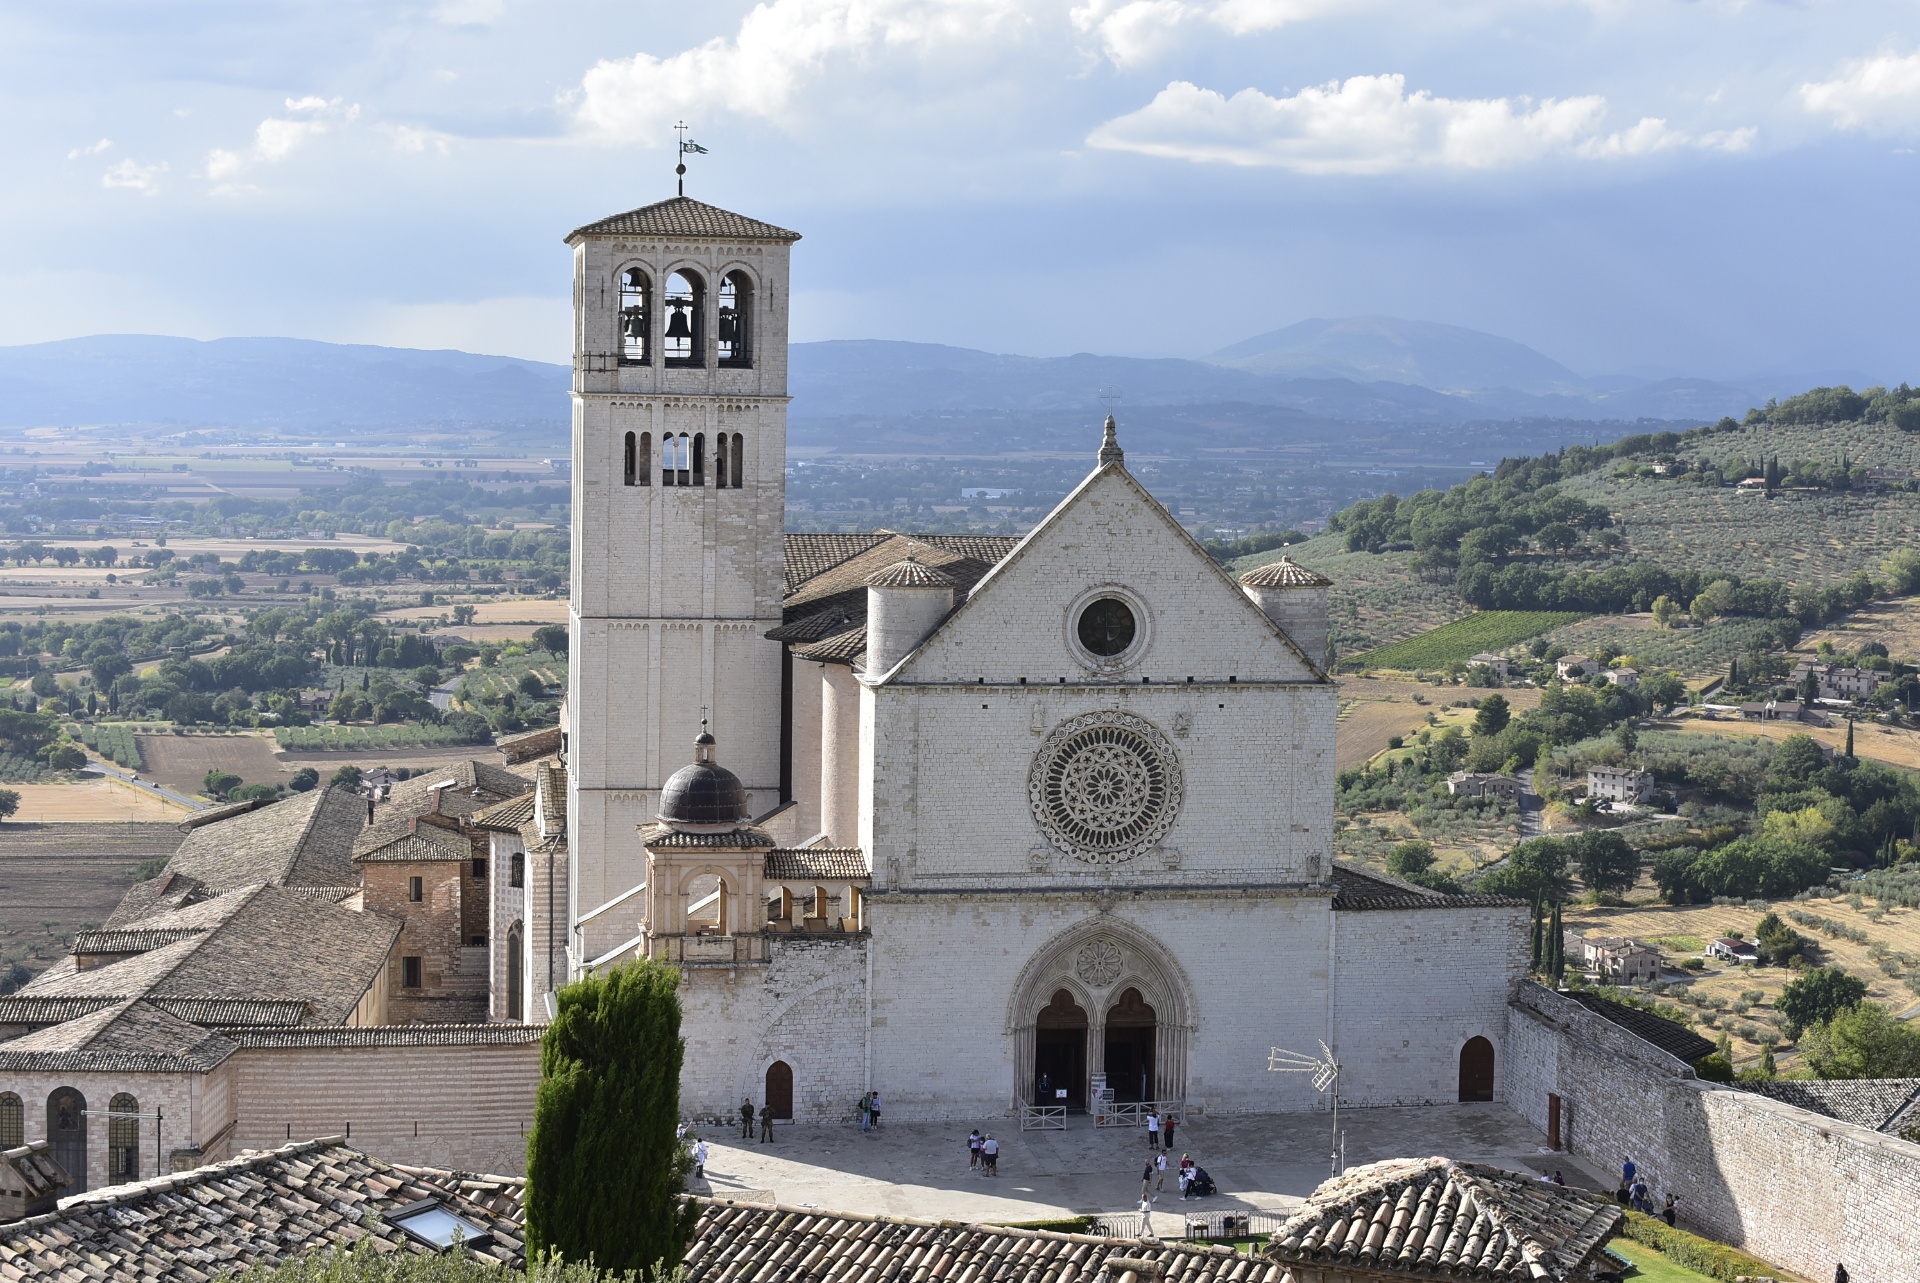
{"left": 1507, "top": 981, "right": 1920, "bottom": 1283}
{"left": 226, "top": 1037, "right": 540, "bottom": 1175}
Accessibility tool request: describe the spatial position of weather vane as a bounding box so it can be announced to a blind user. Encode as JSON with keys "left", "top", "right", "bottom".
{"left": 1270, "top": 1041, "right": 1345, "bottom": 1176}
{"left": 674, "top": 121, "right": 708, "bottom": 196}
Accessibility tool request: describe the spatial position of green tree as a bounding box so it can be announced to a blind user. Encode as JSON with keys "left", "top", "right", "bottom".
{"left": 1385, "top": 840, "right": 1435, "bottom": 878}
{"left": 1472, "top": 694, "right": 1510, "bottom": 737}
{"left": 1650, "top": 595, "right": 1676, "bottom": 628}
{"left": 203, "top": 770, "right": 242, "bottom": 799}
{"left": 1642, "top": 671, "right": 1685, "bottom": 713}
{"left": 532, "top": 624, "right": 569, "bottom": 654}
{"left": 526, "top": 959, "right": 699, "bottom": 1272}
{"left": 1800, "top": 1001, "right": 1920, "bottom": 1079}
{"left": 0, "top": 788, "right": 19, "bottom": 821}
{"left": 1777, "top": 967, "right": 1869, "bottom": 1040}
{"left": 1767, "top": 734, "right": 1828, "bottom": 789}
{"left": 1755, "top": 912, "right": 1810, "bottom": 966}
{"left": 288, "top": 767, "right": 320, "bottom": 792}
{"left": 1574, "top": 831, "right": 1640, "bottom": 895}
{"left": 1476, "top": 838, "right": 1573, "bottom": 904}
{"left": 46, "top": 742, "right": 86, "bottom": 771}
{"left": 329, "top": 765, "right": 364, "bottom": 790}
{"left": 1758, "top": 1041, "right": 1776, "bottom": 1076}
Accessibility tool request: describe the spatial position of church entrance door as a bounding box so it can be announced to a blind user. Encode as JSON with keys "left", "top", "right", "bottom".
{"left": 1458, "top": 1037, "right": 1495, "bottom": 1102}
{"left": 1033, "top": 989, "right": 1087, "bottom": 1109}
{"left": 765, "top": 1060, "right": 793, "bottom": 1120}
{"left": 1104, "top": 988, "right": 1156, "bottom": 1103}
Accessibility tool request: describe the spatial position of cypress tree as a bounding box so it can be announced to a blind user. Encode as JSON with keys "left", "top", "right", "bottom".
{"left": 1759, "top": 1041, "right": 1776, "bottom": 1077}
{"left": 1549, "top": 903, "right": 1565, "bottom": 985}
{"left": 1530, "top": 900, "right": 1544, "bottom": 972}
{"left": 526, "top": 958, "right": 699, "bottom": 1273}
{"left": 1844, "top": 719, "right": 1855, "bottom": 758}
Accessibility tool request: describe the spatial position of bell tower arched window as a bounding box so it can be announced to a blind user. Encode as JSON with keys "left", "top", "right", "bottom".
{"left": 692, "top": 433, "right": 705, "bottom": 486}
{"left": 664, "top": 270, "right": 704, "bottom": 367}
{"left": 730, "top": 433, "right": 744, "bottom": 489}
{"left": 624, "top": 431, "right": 649, "bottom": 487}
{"left": 719, "top": 271, "right": 752, "bottom": 368}
{"left": 618, "top": 267, "right": 650, "bottom": 365}
{"left": 663, "top": 433, "right": 698, "bottom": 487}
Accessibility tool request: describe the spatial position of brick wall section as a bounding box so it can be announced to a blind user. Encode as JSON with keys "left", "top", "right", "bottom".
{"left": 226, "top": 1039, "right": 540, "bottom": 1175}
{"left": 1508, "top": 981, "right": 1920, "bottom": 1282}
{"left": 362, "top": 863, "right": 482, "bottom": 1021}
{"left": 461, "top": 833, "right": 490, "bottom": 947}
{"left": 0, "top": 1067, "right": 229, "bottom": 1193}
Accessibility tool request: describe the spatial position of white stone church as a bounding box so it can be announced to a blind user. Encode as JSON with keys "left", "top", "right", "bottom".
{"left": 557, "top": 194, "right": 1528, "bottom": 1123}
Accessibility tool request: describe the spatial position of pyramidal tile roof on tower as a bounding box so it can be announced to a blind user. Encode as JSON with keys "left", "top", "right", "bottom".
{"left": 567, "top": 196, "right": 801, "bottom": 243}
{"left": 1240, "top": 555, "right": 1333, "bottom": 588}
{"left": 866, "top": 556, "right": 959, "bottom": 588}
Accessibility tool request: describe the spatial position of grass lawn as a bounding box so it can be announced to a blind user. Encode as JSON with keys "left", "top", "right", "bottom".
{"left": 1608, "top": 1239, "right": 1719, "bottom": 1283}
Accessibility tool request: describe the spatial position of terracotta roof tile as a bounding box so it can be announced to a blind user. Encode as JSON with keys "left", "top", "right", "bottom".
{"left": 0, "top": 1139, "right": 526, "bottom": 1275}
{"left": 154, "top": 786, "right": 366, "bottom": 899}
{"left": 791, "top": 627, "right": 868, "bottom": 665}
{"left": 783, "top": 534, "right": 892, "bottom": 594}
{"left": 1240, "top": 556, "right": 1333, "bottom": 588}
{"left": 764, "top": 848, "right": 868, "bottom": 880}
{"left": 1737, "top": 1078, "right": 1920, "bottom": 1133}
{"left": 352, "top": 827, "right": 474, "bottom": 863}
{"left": 1559, "top": 991, "right": 1716, "bottom": 1064}
{"left": 1267, "top": 1157, "right": 1621, "bottom": 1280}
{"left": 220, "top": 1024, "right": 545, "bottom": 1049}
{"left": 644, "top": 825, "right": 777, "bottom": 849}
{"left": 866, "top": 557, "right": 959, "bottom": 588}
{"left": 0, "top": 999, "right": 238, "bottom": 1073}
{"left": 567, "top": 196, "right": 801, "bottom": 243}
{"left": 1329, "top": 865, "right": 1526, "bottom": 911}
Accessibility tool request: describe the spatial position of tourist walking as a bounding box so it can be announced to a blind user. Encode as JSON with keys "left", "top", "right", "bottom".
{"left": 1154, "top": 1152, "right": 1168, "bottom": 1194}
{"left": 1162, "top": 1114, "right": 1176, "bottom": 1152}
{"left": 1145, "top": 1110, "right": 1160, "bottom": 1148}
{"left": 1136, "top": 1198, "right": 1157, "bottom": 1238}
{"left": 1141, "top": 1158, "right": 1154, "bottom": 1200}
{"left": 760, "top": 1104, "right": 775, "bottom": 1143}
{"left": 969, "top": 1129, "right": 983, "bottom": 1169}
{"left": 1834, "top": 1265, "right": 1848, "bottom": 1283}
{"left": 694, "top": 1138, "right": 709, "bottom": 1179}
{"left": 982, "top": 1133, "right": 999, "bottom": 1175}
{"left": 741, "top": 1097, "right": 755, "bottom": 1139}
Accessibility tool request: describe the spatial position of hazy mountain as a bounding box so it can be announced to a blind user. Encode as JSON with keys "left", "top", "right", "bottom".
{"left": 1205, "top": 316, "right": 1595, "bottom": 395}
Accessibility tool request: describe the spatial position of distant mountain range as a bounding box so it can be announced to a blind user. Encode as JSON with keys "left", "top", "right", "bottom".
{"left": 0, "top": 324, "right": 1886, "bottom": 434}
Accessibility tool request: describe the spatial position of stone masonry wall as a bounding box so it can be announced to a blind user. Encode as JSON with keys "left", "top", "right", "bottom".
{"left": 1508, "top": 981, "right": 1920, "bottom": 1283}
{"left": 362, "top": 861, "right": 478, "bottom": 1021}
{"left": 0, "top": 1067, "right": 224, "bottom": 1194}
{"left": 1333, "top": 904, "right": 1528, "bottom": 1107}
{"left": 226, "top": 1041, "right": 540, "bottom": 1176}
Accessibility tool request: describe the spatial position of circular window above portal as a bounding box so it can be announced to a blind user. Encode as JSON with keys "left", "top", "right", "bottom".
{"left": 1029, "top": 711, "right": 1184, "bottom": 865}
{"left": 1065, "top": 584, "right": 1152, "bottom": 673}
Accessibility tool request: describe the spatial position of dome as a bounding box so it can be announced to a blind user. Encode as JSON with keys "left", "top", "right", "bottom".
{"left": 658, "top": 731, "right": 751, "bottom": 826}
{"left": 1240, "top": 556, "right": 1332, "bottom": 589}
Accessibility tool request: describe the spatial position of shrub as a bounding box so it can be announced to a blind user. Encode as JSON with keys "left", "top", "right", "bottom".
{"left": 1615, "top": 1210, "right": 1789, "bottom": 1282}
{"left": 239, "top": 1243, "right": 642, "bottom": 1283}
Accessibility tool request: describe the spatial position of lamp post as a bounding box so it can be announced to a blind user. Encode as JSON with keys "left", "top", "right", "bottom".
{"left": 1269, "top": 1041, "right": 1343, "bottom": 1177}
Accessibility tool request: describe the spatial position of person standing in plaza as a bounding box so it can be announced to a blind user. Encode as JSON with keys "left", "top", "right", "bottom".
{"left": 982, "top": 1133, "right": 999, "bottom": 1176}
{"left": 1154, "top": 1152, "right": 1168, "bottom": 1198}
{"left": 859, "top": 1092, "right": 872, "bottom": 1131}
{"left": 1178, "top": 1153, "right": 1195, "bottom": 1199}
{"left": 969, "top": 1128, "right": 983, "bottom": 1169}
{"left": 741, "top": 1097, "right": 754, "bottom": 1139}
{"left": 1162, "top": 1114, "right": 1176, "bottom": 1153}
{"left": 694, "top": 1138, "right": 709, "bottom": 1179}
{"left": 1141, "top": 1158, "right": 1154, "bottom": 1200}
{"left": 760, "top": 1103, "right": 775, "bottom": 1143}
{"left": 870, "top": 1089, "right": 883, "bottom": 1129}
{"left": 1145, "top": 1110, "right": 1160, "bottom": 1149}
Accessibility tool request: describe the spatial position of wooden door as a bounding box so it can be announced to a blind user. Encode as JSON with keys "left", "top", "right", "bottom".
{"left": 1458, "top": 1037, "right": 1495, "bottom": 1102}
{"left": 1547, "top": 1093, "right": 1562, "bottom": 1150}
{"left": 765, "top": 1061, "right": 793, "bottom": 1121}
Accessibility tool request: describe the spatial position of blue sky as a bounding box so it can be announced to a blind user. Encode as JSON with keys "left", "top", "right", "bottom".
{"left": 2, "top": 1, "right": 1918, "bottom": 379}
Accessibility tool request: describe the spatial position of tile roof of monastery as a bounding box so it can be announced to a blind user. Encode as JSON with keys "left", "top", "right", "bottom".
{"left": 1266, "top": 1157, "right": 1622, "bottom": 1281}
{"left": 354, "top": 760, "right": 534, "bottom": 856}
{"left": 220, "top": 1024, "right": 546, "bottom": 1049}
{"left": 353, "top": 825, "right": 474, "bottom": 863}
{"left": 765, "top": 848, "right": 869, "bottom": 880}
{"left": 567, "top": 195, "right": 802, "bottom": 243}
{"left": 0, "top": 995, "right": 312, "bottom": 1030}
{"left": 1328, "top": 865, "right": 1527, "bottom": 911}
{"left": 1559, "top": 991, "right": 1716, "bottom": 1064}
{"left": 644, "top": 824, "right": 778, "bottom": 849}
{"left": 0, "top": 1138, "right": 528, "bottom": 1278}
{"left": 1239, "top": 556, "right": 1333, "bottom": 588}
{"left": 866, "top": 556, "right": 960, "bottom": 588}
{"left": 72, "top": 925, "right": 211, "bottom": 954}
{"left": 16, "top": 884, "right": 399, "bottom": 1026}
{"left": 2, "top": 1143, "right": 71, "bottom": 1206}
{"left": 682, "top": 1198, "right": 1288, "bottom": 1283}
{"left": 1737, "top": 1077, "right": 1920, "bottom": 1133}
{"left": 157, "top": 786, "right": 367, "bottom": 896}
{"left": 791, "top": 626, "right": 870, "bottom": 665}
{"left": 469, "top": 792, "right": 537, "bottom": 831}
{"left": 495, "top": 724, "right": 563, "bottom": 765}
{"left": 0, "top": 999, "right": 238, "bottom": 1073}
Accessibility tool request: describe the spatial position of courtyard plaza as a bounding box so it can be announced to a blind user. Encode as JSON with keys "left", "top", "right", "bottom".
{"left": 689, "top": 1103, "right": 1613, "bottom": 1236}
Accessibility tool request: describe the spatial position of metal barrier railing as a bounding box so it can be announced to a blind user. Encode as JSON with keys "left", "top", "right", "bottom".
{"left": 1092, "top": 1212, "right": 1145, "bottom": 1240}
{"left": 1018, "top": 1103, "right": 1067, "bottom": 1131}
{"left": 1093, "top": 1099, "right": 1186, "bottom": 1128}
{"left": 1176, "top": 1209, "right": 1285, "bottom": 1242}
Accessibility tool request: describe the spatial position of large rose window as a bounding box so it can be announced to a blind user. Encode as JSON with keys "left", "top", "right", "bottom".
{"left": 1029, "top": 711, "right": 1183, "bottom": 864}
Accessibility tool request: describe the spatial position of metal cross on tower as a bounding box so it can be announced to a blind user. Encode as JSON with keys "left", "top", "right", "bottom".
{"left": 674, "top": 121, "right": 708, "bottom": 196}
{"left": 1269, "top": 1040, "right": 1345, "bottom": 1176}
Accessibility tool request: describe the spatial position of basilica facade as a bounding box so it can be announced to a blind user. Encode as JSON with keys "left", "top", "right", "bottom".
{"left": 559, "top": 195, "right": 1528, "bottom": 1122}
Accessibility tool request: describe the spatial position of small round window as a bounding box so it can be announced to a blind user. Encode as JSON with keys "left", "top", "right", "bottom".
{"left": 1077, "top": 598, "right": 1136, "bottom": 657}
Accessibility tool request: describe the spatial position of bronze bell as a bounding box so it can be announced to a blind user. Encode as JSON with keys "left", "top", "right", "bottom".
{"left": 665, "top": 306, "right": 692, "bottom": 340}
{"left": 621, "top": 308, "right": 645, "bottom": 338}
{"left": 717, "top": 308, "right": 737, "bottom": 343}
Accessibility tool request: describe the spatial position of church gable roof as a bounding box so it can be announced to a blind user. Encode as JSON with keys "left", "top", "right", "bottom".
{"left": 886, "top": 457, "right": 1323, "bottom": 684}
{"left": 0, "top": 998, "right": 238, "bottom": 1073}
{"left": 154, "top": 785, "right": 366, "bottom": 901}
{"left": 567, "top": 196, "right": 801, "bottom": 243}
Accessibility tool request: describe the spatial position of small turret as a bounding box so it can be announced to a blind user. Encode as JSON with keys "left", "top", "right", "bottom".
{"left": 1239, "top": 556, "right": 1333, "bottom": 670}
{"left": 864, "top": 552, "right": 958, "bottom": 676}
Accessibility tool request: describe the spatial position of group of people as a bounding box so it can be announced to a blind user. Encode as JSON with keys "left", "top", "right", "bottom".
{"left": 1143, "top": 1109, "right": 1177, "bottom": 1152}
{"left": 739, "top": 1097, "right": 776, "bottom": 1142}
{"left": 1617, "top": 1156, "right": 1676, "bottom": 1225}
{"left": 858, "top": 1091, "right": 884, "bottom": 1130}
{"left": 966, "top": 1129, "right": 1001, "bottom": 1174}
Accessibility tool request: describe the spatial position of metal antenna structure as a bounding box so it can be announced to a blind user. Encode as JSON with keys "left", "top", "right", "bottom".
{"left": 1269, "top": 1041, "right": 1344, "bottom": 1176}
{"left": 674, "top": 121, "right": 709, "bottom": 196}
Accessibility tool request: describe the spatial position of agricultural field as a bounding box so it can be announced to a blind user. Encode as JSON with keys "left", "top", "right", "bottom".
{"left": 0, "top": 822, "right": 183, "bottom": 988}
{"left": 1660, "top": 713, "right": 1920, "bottom": 773}
{"left": 5, "top": 779, "right": 189, "bottom": 822}
{"left": 1536, "top": 614, "right": 1778, "bottom": 678}
{"left": 1234, "top": 538, "right": 1470, "bottom": 654}
{"left": 1350, "top": 611, "right": 1584, "bottom": 671}
{"left": 273, "top": 723, "right": 488, "bottom": 751}
{"left": 80, "top": 722, "right": 147, "bottom": 770}
{"left": 1566, "top": 881, "right": 1920, "bottom": 1075}
{"left": 134, "top": 731, "right": 287, "bottom": 796}
{"left": 456, "top": 652, "right": 567, "bottom": 705}
{"left": 381, "top": 597, "right": 568, "bottom": 626}
{"left": 1803, "top": 596, "right": 1920, "bottom": 661}
{"left": 1334, "top": 677, "right": 1543, "bottom": 771}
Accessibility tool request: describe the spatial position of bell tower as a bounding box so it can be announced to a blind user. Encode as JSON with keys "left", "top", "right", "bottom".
{"left": 563, "top": 195, "right": 801, "bottom": 958}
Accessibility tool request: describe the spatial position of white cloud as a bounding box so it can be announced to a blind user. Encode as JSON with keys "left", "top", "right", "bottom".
{"left": 574, "top": 0, "right": 1030, "bottom": 137}
{"left": 382, "top": 124, "right": 453, "bottom": 155}
{"left": 1071, "top": 0, "right": 1347, "bottom": 66}
{"left": 1088, "top": 74, "right": 1754, "bottom": 173}
{"left": 101, "top": 158, "right": 167, "bottom": 194}
{"left": 203, "top": 97, "right": 360, "bottom": 184}
{"left": 67, "top": 138, "right": 112, "bottom": 159}
{"left": 1801, "top": 50, "right": 1920, "bottom": 131}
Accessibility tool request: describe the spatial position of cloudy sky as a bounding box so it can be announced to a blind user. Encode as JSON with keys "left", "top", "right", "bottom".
{"left": 3, "top": 1, "right": 1918, "bottom": 379}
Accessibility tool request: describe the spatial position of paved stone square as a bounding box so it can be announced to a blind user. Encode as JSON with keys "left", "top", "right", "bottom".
{"left": 691, "top": 1105, "right": 1612, "bottom": 1236}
